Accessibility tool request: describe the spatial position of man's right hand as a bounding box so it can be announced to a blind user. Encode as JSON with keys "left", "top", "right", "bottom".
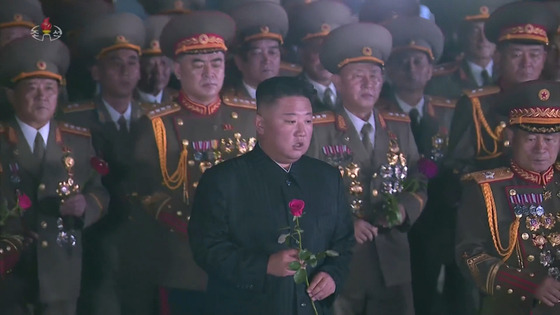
{"left": 354, "top": 219, "right": 378, "bottom": 244}
{"left": 535, "top": 277, "right": 560, "bottom": 307}
{"left": 267, "top": 249, "right": 299, "bottom": 277}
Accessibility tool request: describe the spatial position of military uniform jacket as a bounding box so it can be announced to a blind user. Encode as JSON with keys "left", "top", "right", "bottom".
{"left": 457, "top": 164, "right": 560, "bottom": 315}
{"left": 0, "top": 119, "right": 108, "bottom": 303}
{"left": 426, "top": 57, "right": 485, "bottom": 100}
{"left": 133, "top": 86, "right": 178, "bottom": 104}
{"left": 296, "top": 72, "right": 341, "bottom": 113}
{"left": 307, "top": 108, "right": 427, "bottom": 287}
{"left": 133, "top": 91, "right": 257, "bottom": 290}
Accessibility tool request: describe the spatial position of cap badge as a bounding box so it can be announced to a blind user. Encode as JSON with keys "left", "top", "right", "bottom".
{"left": 115, "top": 35, "right": 128, "bottom": 44}
{"left": 36, "top": 61, "right": 47, "bottom": 71}
{"left": 151, "top": 40, "right": 160, "bottom": 49}
{"left": 409, "top": 40, "right": 416, "bottom": 46}
{"left": 198, "top": 34, "right": 209, "bottom": 45}
{"left": 14, "top": 14, "right": 22, "bottom": 22}
{"left": 362, "top": 46, "right": 373, "bottom": 56}
{"left": 174, "top": 0, "right": 184, "bottom": 9}
{"left": 260, "top": 26, "right": 270, "bottom": 34}
{"left": 539, "top": 89, "right": 551, "bottom": 101}
{"left": 480, "top": 6, "right": 489, "bottom": 15}
{"left": 321, "top": 23, "right": 331, "bottom": 33}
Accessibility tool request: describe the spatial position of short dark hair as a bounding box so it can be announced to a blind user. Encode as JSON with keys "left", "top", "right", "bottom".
{"left": 256, "top": 76, "right": 315, "bottom": 111}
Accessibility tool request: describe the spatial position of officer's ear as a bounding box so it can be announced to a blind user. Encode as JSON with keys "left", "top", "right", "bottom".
{"left": 504, "top": 127, "right": 515, "bottom": 145}
{"left": 255, "top": 112, "right": 265, "bottom": 136}
{"left": 90, "top": 64, "right": 100, "bottom": 82}
{"left": 5, "top": 86, "right": 15, "bottom": 108}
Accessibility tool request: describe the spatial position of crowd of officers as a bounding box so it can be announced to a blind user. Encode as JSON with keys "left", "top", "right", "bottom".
{"left": 2, "top": 0, "right": 560, "bottom": 314}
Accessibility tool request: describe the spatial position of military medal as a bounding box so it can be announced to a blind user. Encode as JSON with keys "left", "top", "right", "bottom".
{"left": 526, "top": 216, "right": 541, "bottom": 231}
{"left": 541, "top": 213, "right": 556, "bottom": 229}
{"left": 8, "top": 163, "right": 21, "bottom": 184}
{"left": 533, "top": 234, "right": 548, "bottom": 249}
{"left": 544, "top": 189, "right": 552, "bottom": 200}
{"left": 540, "top": 250, "right": 554, "bottom": 267}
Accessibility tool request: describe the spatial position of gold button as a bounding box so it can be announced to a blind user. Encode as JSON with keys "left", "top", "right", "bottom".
{"left": 372, "top": 189, "right": 379, "bottom": 197}
{"left": 231, "top": 112, "right": 238, "bottom": 119}
{"left": 344, "top": 136, "right": 350, "bottom": 142}
{"left": 193, "top": 182, "right": 198, "bottom": 188}
{"left": 500, "top": 121, "right": 507, "bottom": 128}
{"left": 530, "top": 273, "right": 535, "bottom": 277}
{"left": 527, "top": 255, "right": 535, "bottom": 262}
{"left": 187, "top": 216, "right": 191, "bottom": 221}
{"left": 41, "top": 241, "right": 48, "bottom": 248}
{"left": 495, "top": 285, "right": 501, "bottom": 290}
{"left": 5, "top": 246, "right": 10, "bottom": 251}
{"left": 182, "top": 139, "right": 189, "bottom": 146}
{"left": 521, "top": 296, "right": 526, "bottom": 301}
{"left": 507, "top": 289, "right": 513, "bottom": 294}
{"left": 509, "top": 189, "right": 517, "bottom": 196}
{"left": 176, "top": 211, "right": 183, "bottom": 217}
{"left": 177, "top": 118, "right": 184, "bottom": 126}
{"left": 38, "top": 183, "right": 46, "bottom": 191}
{"left": 372, "top": 173, "right": 378, "bottom": 179}
{"left": 0, "top": 249, "right": 3, "bottom": 254}
{"left": 522, "top": 233, "right": 529, "bottom": 240}
{"left": 188, "top": 160, "right": 195, "bottom": 166}
{"left": 40, "top": 221, "right": 47, "bottom": 229}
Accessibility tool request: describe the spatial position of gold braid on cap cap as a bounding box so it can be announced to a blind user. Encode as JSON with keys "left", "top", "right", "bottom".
{"left": 464, "top": 6, "right": 490, "bottom": 21}
{"left": 498, "top": 23, "right": 548, "bottom": 44}
{"left": 338, "top": 56, "right": 384, "bottom": 69}
{"left": 509, "top": 107, "right": 560, "bottom": 126}
{"left": 96, "top": 36, "right": 142, "bottom": 59}
{"left": 244, "top": 26, "right": 284, "bottom": 44}
{"left": 12, "top": 71, "right": 63, "bottom": 84}
{"left": 391, "top": 43, "right": 435, "bottom": 60}
{"left": 301, "top": 24, "right": 331, "bottom": 41}
{"left": 174, "top": 33, "right": 227, "bottom": 56}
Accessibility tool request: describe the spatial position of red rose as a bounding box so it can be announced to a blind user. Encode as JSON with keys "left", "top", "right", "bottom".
{"left": 17, "top": 193, "right": 31, "bottom": 210}
{"left": 90, "top": 157, "right": 109, "bottom": 176}
{"left": 418, "top": 157, "right": 438, "bottom": 179}
{"left": 289, "top": 199, "right": 305, "bottom": 217}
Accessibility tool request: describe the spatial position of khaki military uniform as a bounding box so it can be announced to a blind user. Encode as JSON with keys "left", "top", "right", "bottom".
{"left": 426, "top": 57, "right": 487, "bottom": 100}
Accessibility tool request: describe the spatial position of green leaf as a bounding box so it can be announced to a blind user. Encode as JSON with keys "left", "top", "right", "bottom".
{"left": 325, "top": 250, "right": 339, "bottom": 257}
{"left": 309, "top": 257, "right": 318, "bottom": 268}
{"left": 316, "top": 252, "right": 326, "bottom": 260}
{"left": 277, "top": 233, "right": 289, "bottom": 244}
{"left": 289, "top": 261, "right": 301, "bottom": 271}
{"left": 294, "top": 268, "right": 307, "bottom": 284}
{"left": 299, "top": 249, "right": 311, "bottom": 261}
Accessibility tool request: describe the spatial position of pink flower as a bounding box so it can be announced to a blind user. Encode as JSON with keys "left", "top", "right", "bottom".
{"left": 418, "top": 157, "right": 438, "bottom": 179}
{"left": 17, "top": 193, "right": 31, "bottom": 210}
{"left": 90, "top": 157, "right": 109, "bottom": 176}
{"left": 289, "top": 199, "right": 305, "bottom": 217}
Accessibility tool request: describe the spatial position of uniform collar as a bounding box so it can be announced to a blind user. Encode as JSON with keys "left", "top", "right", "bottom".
{"left": 177, "top": 90, "right": 221, "bottom": 116}
{"left": 15, "top": 117, "right": 50, "bottom": 153}
{"left": 136, "top": 89, "right": 163, "bottom": 104}
{"left": 511, "top": 161, "right": 554, "bottom": 186}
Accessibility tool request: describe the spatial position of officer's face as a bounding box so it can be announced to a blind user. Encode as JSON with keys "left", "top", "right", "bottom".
{"left": 463, "top": 21, "right": 495, "bottom": 61}
{"left": 386, "top": 50, "right": 433, "bottom": 92}
{"left": 8, "top": 78, "right": 59, "bottom": 129}
{"left": 92, "top": 49, "right": 141, "bottom": 98}
{"left": 256, "top": 96, "right": 313, "bottom": 167}
{"left": 0, "top": 26, "right": 30, "bottom": 48}
{"left": 138, "top": 55, "right": 172, "bottom": 95}
{"left": 544, "top": 34, "right": 560, "bottom": 81}
{"left": 174, "top": 51, "right": 225, "bottom": 104}
{"left": 497, "top": 43, "right": 546, "bottom": 85}
{"left": 338, "top": 62, "right": 383, "bottom": 114}
{"left": 300, "top": 38, "right": 332, "bottom": 85}
{"left": 235, "top": 39, "right": 281, "bottom": 88}
{"left": 510, "top": 129, "right": 560, "bottom": 173}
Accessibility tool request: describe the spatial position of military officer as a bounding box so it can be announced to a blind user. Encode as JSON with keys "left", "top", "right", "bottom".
{"left": 223, "top": 0, "right": 288, "bottom": 100}
{"left": 132, "top": 11, "right": 257, "bottom": 315}
{"left": 456, "top": 80, "right": 560, "bottom": 315}
{"left": 425, "top": 0, "right": 515, "bottom": 100}
{"left": 135, "top": 15, "right": 177, "bottom": 104}
{"left": 60, "top": 12, "right": 156, "bottom": 315}
{"left": 544, "top": 2, "right": 560, "bottom": 82}
{"left": 138, "top": 0, "right": 206, "bottom": 14}
{"left": 358, "top": 0, "right": 420, "bottom": 25}
{"left": 307, "top": 22, "right": 428, "bottom": 315}
{"left": 0, "top": 37, "right": 109, "bottom": 315}
{"left": 287, "top": 0, "right": 352, "bottom": 112}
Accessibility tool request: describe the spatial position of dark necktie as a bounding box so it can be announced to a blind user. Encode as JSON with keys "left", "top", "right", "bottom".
{"left": 117, "top": 115, "right": 128, "bottom": 139}
{"left": 361, "top": 123, "right": 373, "bottom": 153}
{"left": 33, "top": 131, "right": 45, "bottom": 160}
{"left": 409, "top": 108, "right": 421, "bottom": 141}
{"left": 323, "top": 87, "right": 335, "bottom": 109}
{"left": 481, "top": 69, "right": 492, "bottom": 86}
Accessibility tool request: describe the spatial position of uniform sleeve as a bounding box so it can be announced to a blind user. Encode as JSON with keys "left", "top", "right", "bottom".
{"left": 83, "top": 137, "right": 109, "bottom": 228}
{"left": 446, "top": 96, "right": 477, "bottom": 173}
{"left": 456, "top": 181, "right": 546, "bottom": 310}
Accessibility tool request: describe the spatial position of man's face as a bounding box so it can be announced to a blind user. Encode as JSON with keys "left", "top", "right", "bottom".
{"left": 386, "top": 50, "right": 433, "bottom": 92}
{"left": 0, "top": 26, "right": 30, "bottom": 48}
{"left": 138, "top": 55, "right": 172, "bottom": 95}
{"left": 8, "top": 78, "right": 59, "bottom": 128}
{"left": 511, "top": 129, "right": 560, "bottom": 173}
{"left": 235, "top": 39, "right": 281, "bottom": 87}
{"left": 338, "top": 62, "right": 383, "bottom": 113}
{"left": 174, "top": 51, "right": 225, "bottom": 104}
{"left": 463, "top": 21, "right": 495, "bottom": 61}
{"left": 545, "top": 34, "right": 560, "bottom": 81}
{"left": 497, "top": 43, "right": 546, "bottom": 85}
{"left": 91, "top": 49, "right": 141, "bottom": 99}
{"left": 300, "top": 37, "right": 332, "bottom": 84}
{"left": 256, "top": 95, "right": 313, "bottom": 165}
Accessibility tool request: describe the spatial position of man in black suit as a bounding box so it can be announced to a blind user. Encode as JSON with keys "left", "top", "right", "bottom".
{"left": 188, "top": 76, "right": 355, "bottom": 315}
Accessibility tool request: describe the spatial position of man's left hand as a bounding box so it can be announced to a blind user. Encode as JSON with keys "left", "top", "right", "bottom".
{"left": 307, "top": 271, "right": 336, "bottom": 301}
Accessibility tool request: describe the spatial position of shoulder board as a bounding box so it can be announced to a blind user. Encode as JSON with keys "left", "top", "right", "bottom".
{"left": 428, "top": 95, "right": 457, "bottom": 109}
{"left": 312, "top": 111, "right": 335, "bottom": 125}
{"left": 462, "top": 86, "right": 501, "bottom": 98}
{"left": 380, "top": 111, "right": 411, "bottom": 123}
{"left": 58, "top": 122, "right": 91, "bottom": 137}
{"left": 138, "top": 102, "right": 161, "bottom": 113}
{"left": 432, "top": 59, "right": 461, "bottom": 77}
{"left": 222, "top": 92, "right": 256, "bottom": 110}
{"left": 461, "top": 167, "right": 513, "bottom": 184}
{"left": 146, "top": 103, "right": 181, "bottom": 119}
{"left": 62, "top": 101, "right": 96, "bottom": 114}
{"left": 280, "top": 61, "right": 302, "bottom": 74}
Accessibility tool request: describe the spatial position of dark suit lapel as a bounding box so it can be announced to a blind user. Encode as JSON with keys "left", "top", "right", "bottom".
{"left": 337, "top": 109, "right": 370, "bottom": 167}
{"left": 372, "top": 111, "right": 390, "bottom": 169}
{"left": 9, "top": 120, "right": 41, "bottom": 180}
{"left": 461, "top": 59, "right": 480, "bottom": 87}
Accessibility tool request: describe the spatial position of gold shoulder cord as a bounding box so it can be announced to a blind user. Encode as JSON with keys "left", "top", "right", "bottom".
{"left": 471, "top": 97, "right": 505, "bottom": 159}
{"left": 481, "top": 182, "right": 519, "bottom": 261}
{"left": 152, "top": 117, "right": 189, "bottom": 203}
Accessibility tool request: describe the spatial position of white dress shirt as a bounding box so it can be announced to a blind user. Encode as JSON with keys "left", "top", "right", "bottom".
{"left": 102, "top": 99, "right": 132, "bottom": 131}
{"left": 467, "top": 59, "right": 493, "bottom": 87}
{"left": 136, "top": 89, "right": 163, "bottom": 104}
{"left": 395, "top": 94, "right": 425, "bottom": 123}
{"left": 16, "top": 117, "right": 49, "bottom": 153}
{"left": 242, "top": 81, "right": 257, "bottom": 99}
{"left": 344, "top": 107, "right": 376, "bottom": 148}
{"left": 306, "top": 75, "right": 337, "bottom": 104}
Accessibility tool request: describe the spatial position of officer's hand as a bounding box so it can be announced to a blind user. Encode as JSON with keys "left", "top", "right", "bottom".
{"left": 535, "top": 277, "right": 560, "bottom": 307}
{"left": 308, "top": 271, "right": 336, "bottom": 301}
{"left": 267, "top": 249, "right": 299, "bottom": 277}
{"left": 59, "top": 194, "right": 87, "bottom": 217}
{"left": 354, "top": 219, "right": 378, "bottom": 244}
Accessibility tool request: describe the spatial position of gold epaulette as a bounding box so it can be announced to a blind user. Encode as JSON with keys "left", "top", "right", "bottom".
{"left": 432, "top": 60, "right": 461, "bottom": 77}
{"left": 463, "top": 86, "right": 501, "bottom": 98}
{"left": 146, "top": 103, "right": 181, "bottom": 119}
{"left": 380, "top": 111, "right": 411, "bottom": 123}
{"left": 58, "top": 122, "right": 91, "bottom": 137}
{"left": 461, "top": 167, "right": 513, "bottom": 184}
{"left": 428, "top": 95, "right": 457, "bottom": 109}
{"left": 312, "top": 111, "right": 335, "bottom": 124}
{"left": 138, "top": 102, "right": 161, "bottom": 113}
{"left": 62, "top": 101, "right": 96, "bottom": 114}
{"left": 222, "top": 92, "right": 257, "bottom": 110}
{"left": 280, "top": 61, "right": 302, "bottom": 74}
